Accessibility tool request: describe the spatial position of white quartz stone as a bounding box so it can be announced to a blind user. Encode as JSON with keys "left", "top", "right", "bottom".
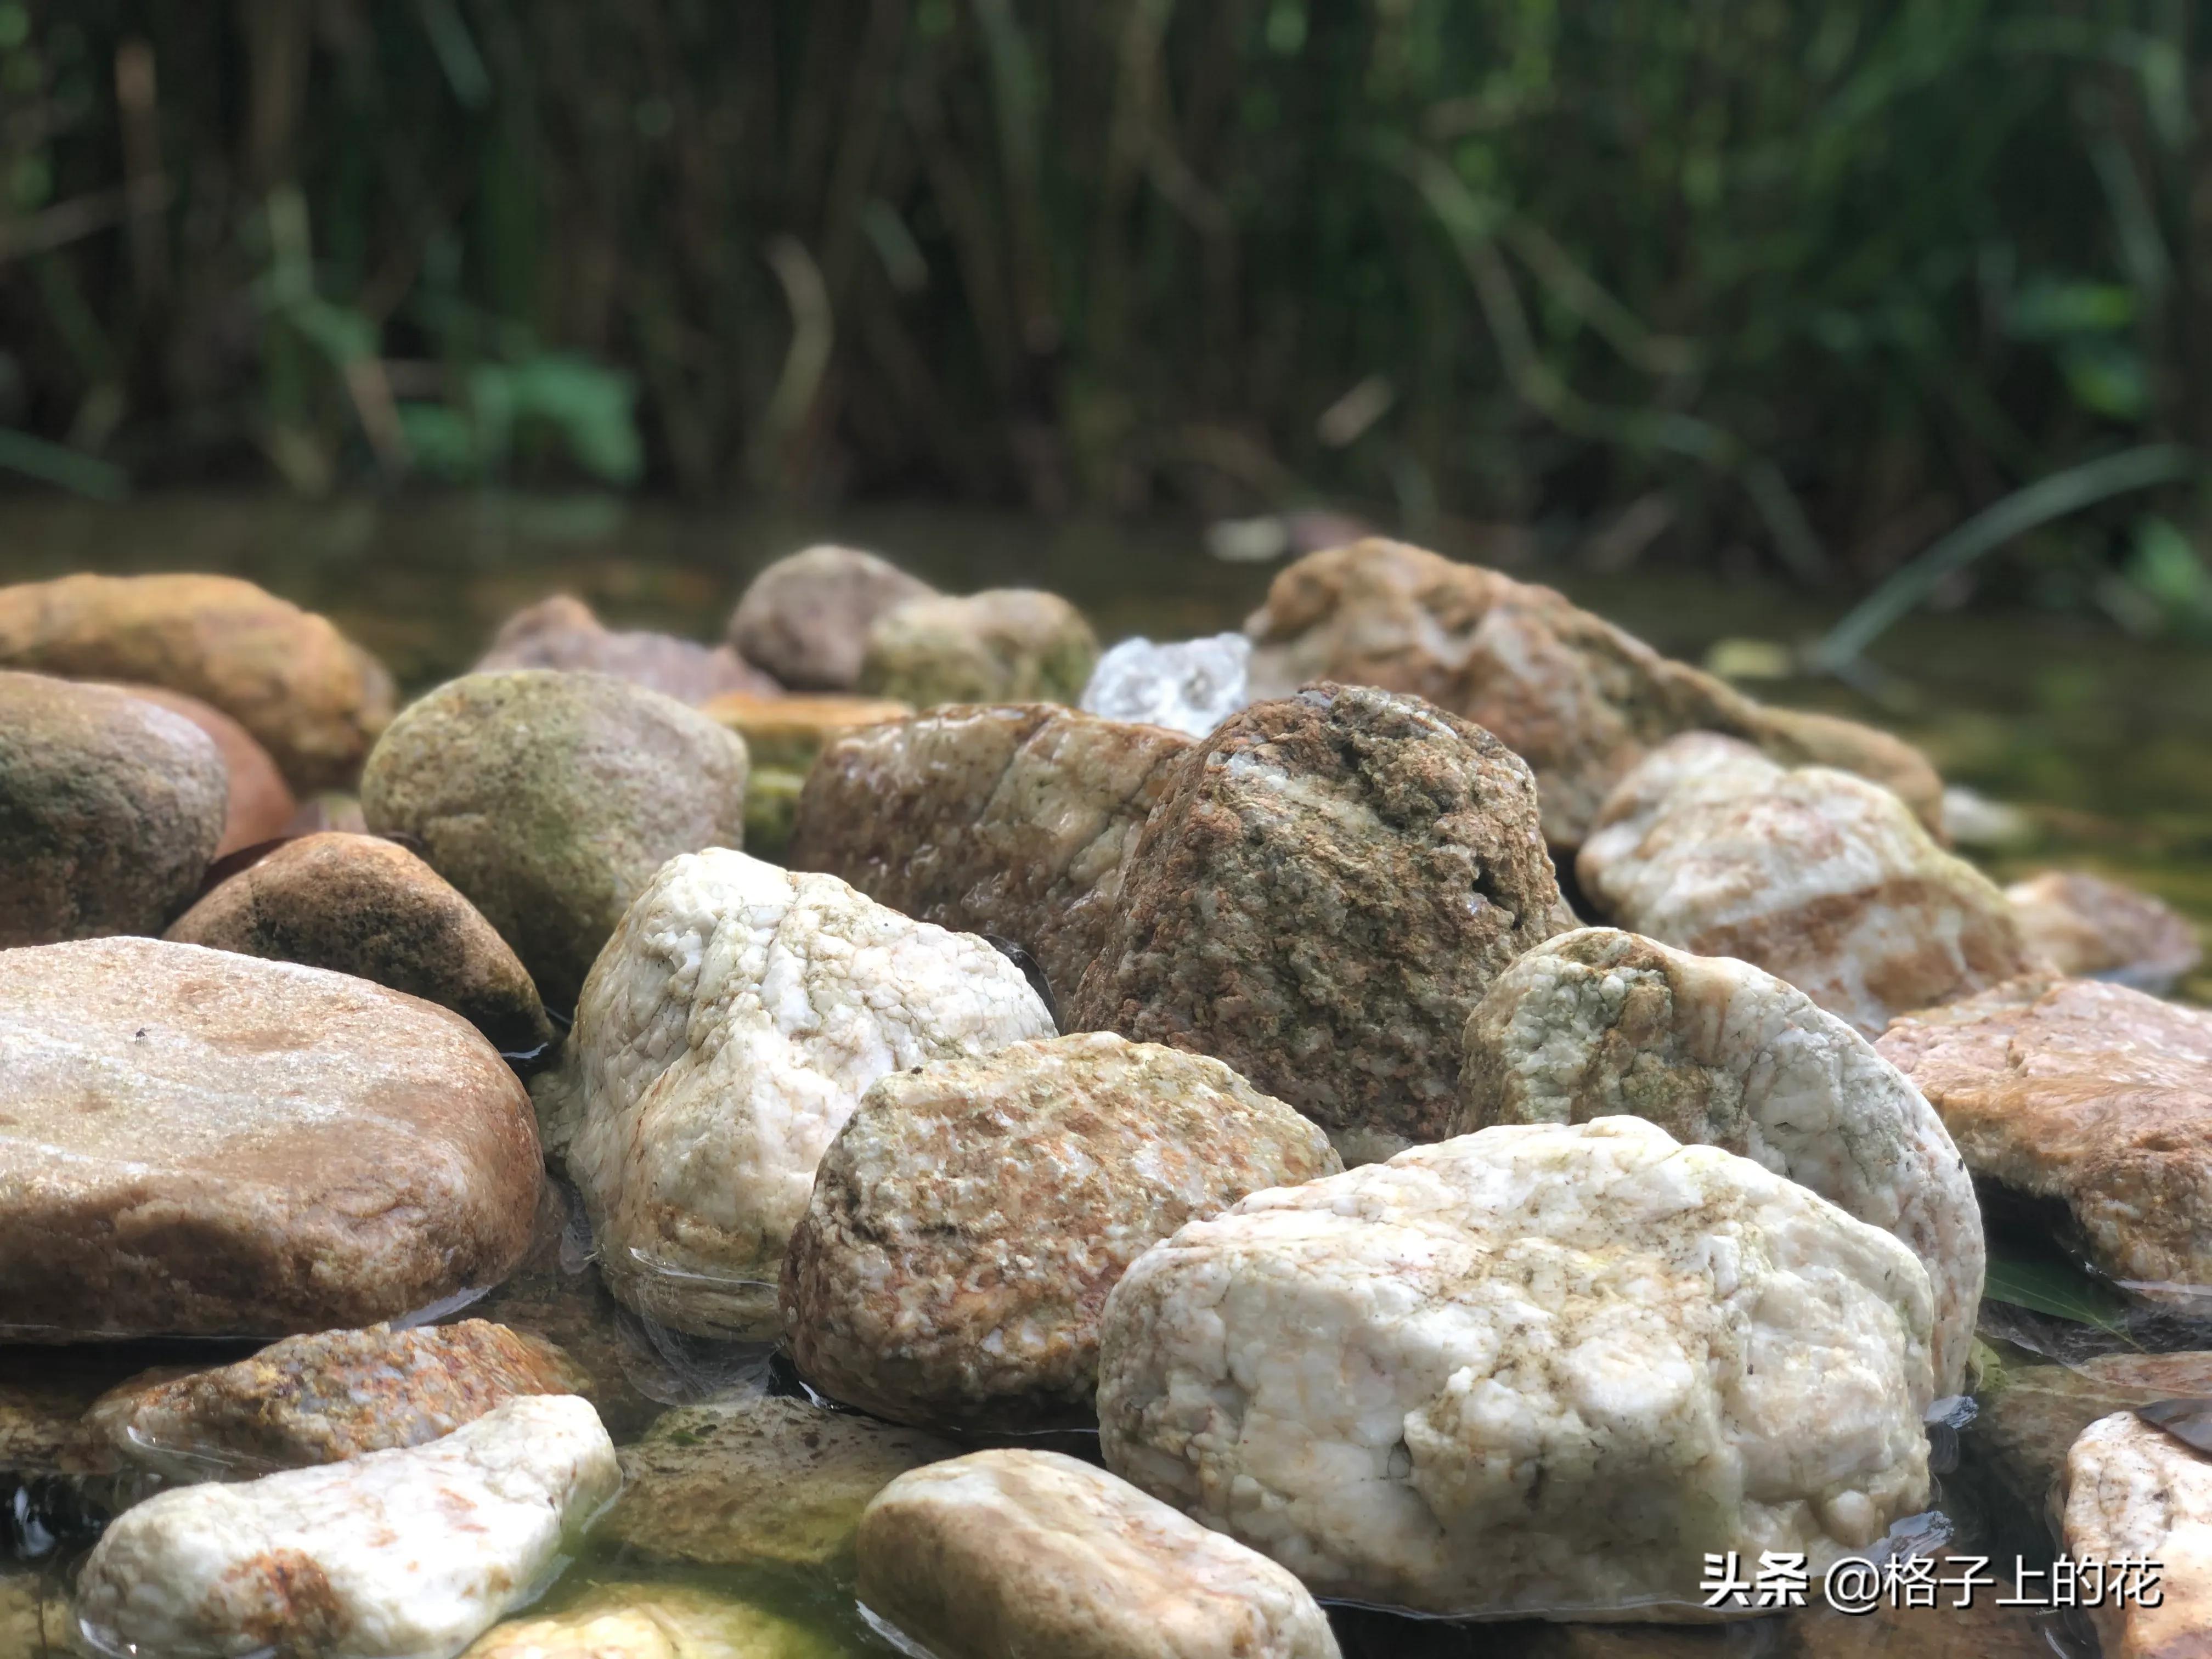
{"left": 1079, "top": 633, "right": 1252, "bottom": 738}
{"left": 75, "top": 1394, "right": 618, "bottom": 1659}
{"left": 535, "top": 849, "right": 1056, "bottom": 1336}
{"left": 1097, "top": 1116, "right": 1937, "bottom": 1618}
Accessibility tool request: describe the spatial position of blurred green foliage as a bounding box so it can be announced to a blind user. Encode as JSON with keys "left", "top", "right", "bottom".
{"left": 2, "top": 0, "right": 2211, "bottom": 602}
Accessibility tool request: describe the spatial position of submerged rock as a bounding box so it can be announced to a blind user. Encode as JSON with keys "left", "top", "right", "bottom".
{"left": 0, "top": 571, "right": 394, "bottom": 791}
{"left": 1578, "top": 733, "right": 2030, "bottom": 1035}
{"left": 166, "top": 832, "right": 556, "bottom": 1055}
{"left": 81, "top": 1321, "right": 589, "bottom": 1479}
{"left": 726, "top": 545, "right": 938, "bottom": 691}
{"left": 0, "top": 937, "right": 541, "bottom": 1341}
{"left": 858, "top": 589, "right": 1098, "bottom": 707}
{"left": 857, "top": 1449, "right": 1339, "bottom": 1659}
{"left": 1878, "top": 973, "right": 2212, "bottom": 1302}
{"left": 360, "top": 669, "right": 751, "bottom": 1012}
{"left": 477, "top": 594, "right": 778, "bottom": 702}
{"left": 106, "top": 681, "right": 297, "bottom": 857}
{"left": 0, "top": 672, "right": 228, "bottom": 947}
{"left": 1069, "top": 682, "right": 1564, "bottom": 1166}
{"left": 1097, "top": 1117, "right": 1937, "bottom": 1618}
{"left": 463, "top": 1582, "right": 834, "bottom": 1659}
{"left": 788, "top": 704, "right": 1191, "bottom": 1001}
{"left": 783, "top": 1033, "right": 1339, "bottom": 1431}
{"left": 74, "top": 1394, "right": 618, "bottom": 1659}
{"left": 1079, "top": 632, "right": 1252, "bottom": 737}
{"left": 1244, "top": 539, "right": 1943, "bottom": 848}
{"left": 2005, "top": 869, "right": 2203, "bottom": 994}
{"left": 1457, "top": 928, "right": 1982, "bottom": 1392}
{"left": 2063, "top": 1411, "right": 2212, "bottom": 1659}
{"left": 601, "top": 1393, "right": 957, "bottom": 1569}
{"left": 536, "top": 850, "right": 1054, "bottom": 1335}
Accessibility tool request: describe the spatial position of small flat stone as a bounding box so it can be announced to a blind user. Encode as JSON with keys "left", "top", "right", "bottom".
{"left": 2006, "top": 870, "right": 2203, "bottom": 994}
{"left": 477, "top": 594, "right": 778, "bottom": 702}
{"left": 463, "top": 1582, "right": 836, "bottom": 1659}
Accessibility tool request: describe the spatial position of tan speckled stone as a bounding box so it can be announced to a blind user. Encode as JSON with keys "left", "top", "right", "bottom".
{"left": 2005, "top": 869, "right": 2203, "bottom": 993}
{"left": 783, "top": 1032, "right": 1339, "bottom": 1431}
{"left": 2062, "top": 1412, "right": 2212, "bottom": 1659}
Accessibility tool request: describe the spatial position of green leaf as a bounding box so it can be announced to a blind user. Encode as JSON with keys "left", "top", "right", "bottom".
{"left": 2057, "top": 337, "right": 2149, "bottom": 421}
{"left": 2007, "top": 279, "right": 2136, "bottom": 340}
{"left": 1982, "top": 1251, "right": 2131, "bottom": 1331}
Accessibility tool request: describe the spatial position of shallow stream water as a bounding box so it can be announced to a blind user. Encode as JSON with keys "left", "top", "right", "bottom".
{"left": 3, "top": 490, "right": 2209, "bottom": 1657}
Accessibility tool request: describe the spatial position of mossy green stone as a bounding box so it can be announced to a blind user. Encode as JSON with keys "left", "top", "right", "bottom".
{"left": 857, "top": 589, "right": 1098, "bottom": 708}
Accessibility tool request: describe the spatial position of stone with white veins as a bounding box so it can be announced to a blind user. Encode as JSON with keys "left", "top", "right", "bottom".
{"left": 1097, "top": 1116, "right": 1937, "bottom": 1619}
{"left": 2061, "top": 1410, "right": 2212, "bottom": 1659}
{"left": 1455, "top": 928, "right": 1982, "bottom": 1394}
{"left": 74, "top": 1393, "right": 619, "bottom": 1659}
{"left": 1079, "top": 633, "right": 1253, "bottom": 738}
{"left": 533, "top": 849, "right": 1055, "bottom": 1336}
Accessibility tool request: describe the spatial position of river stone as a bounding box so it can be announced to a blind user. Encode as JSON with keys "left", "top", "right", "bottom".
{"left": 1966, "top": 1349, "right": 2212, "bottom": 1526}
{"left": 74, "top": 1394, "right": 619, "bottom": 1659}
{"left": 726, "top": 545, "right": 938, "bottom": 691}
{"left": 0, "top": 936, "right": 541, "bottom": 1341}
{"left": 783, "top": 1032, "right": 1340, "bottom": 1432}
{"left": 1097, "top": 1116, "right": 1937, "bottom": 1618}
{"left": 1878, "top": 973, "right": 2212, "bottom": 1302}
{"left": 600, "top": 1393, "right": 958, "bottom": 1568}
{"left": 1455, "top": 928, "right": 1982, "bottom": 1394}
{"left": 1080, "top": 632, "right": 1254, "bottom": 737}
{"left": 2005, "top": 870, "right": 2203, "bottom": 994}
{"left": 1577, "top": 733, "right": 2030, "bottom": 1036}
{"left": 478, "top": 594, "right": 779, "bottom": 702}
{"left": 699, "top": 692, "right": 913, "bottom": 860}
{"left": 107, "top": 681, "right": 298, "bottom": 857}
{"left": 1243, "top": 539, "right": 1943, "bottom": 848}
{"left": 464, "top": 1582, "right": 836, "bottom": 1659}
{"left": 359, "top": 669, "right": 751, "bottom": 1012}
{"left": 80, "top": 1321, "right": 590, "bottom": 1480}
{"left": 535, "top": 849, "right": 1055, "bottom": 1335}
{"left": 0, "top": 571, "right": 394, "bottom": 791}
{"left": 787, "top": 704, "right": 1192, "bottom": 1001}
{"left": 1068, "top": 682, "right": 1564, "bottom": 1167}
{"left": 857, "top": 1449, "right": 1340, "bottom": 1659}
{"left": 2062, "top": 1410, "right": 2212, "bottom": 1659}
{"left": 858, "top": 589, "right": 1099, "bottom": 707}
{"left": 166, "top": 832, "right": 557, "bottom": 1056}
{"left": 0, "top": 672, "right": 228, "bottom": 946}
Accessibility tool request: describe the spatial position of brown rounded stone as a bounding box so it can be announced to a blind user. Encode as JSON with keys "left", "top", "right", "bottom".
{"left": 726, "top": 544, "right": 938, "bottom": 691}
{"left": 2005, "top": 868, "right": 2203, "bottom": 993}
{"left": 476, "top": 594, "right": 778, "bottom": 702}
{"left": 0, "top": 573, "right": 394, "bottom": 791}
{"left": 1068, "top": 681, "right": 1565, "bottom": 1165}
{"left": 165, "top": 832, "right": 556, "bottom": 1055}
{"left": 103, "top": 682, "right": 297, "bottom": 857}
{"left": 0, "top": 936, "right": 542, "bottom": 1341}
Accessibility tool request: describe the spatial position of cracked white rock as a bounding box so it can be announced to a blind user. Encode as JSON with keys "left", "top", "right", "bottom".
{"left": 1577, "top": 733, "right": 2031, "bottom": 1036}
{"left": 857, "top": 1449, "right": 1340, "bottom": 1659}
{"left": 2062, "top": 1410, "right": 2212, "bottom": 1659}
{"left": 1079, "top": 633, "right": 1253, "bottom": 738}
{"left": 534, "top": 849, "right": 1056, "bottom": 1336}
{"left": 1456, "top": 928, "right": 1982, "bottom": 1395}
{"left": 1096, "top": 1116, "right": 1937, "bottom": 1618}
{"left": 74, "top": 1393, "right": 619, "bottom": 1659}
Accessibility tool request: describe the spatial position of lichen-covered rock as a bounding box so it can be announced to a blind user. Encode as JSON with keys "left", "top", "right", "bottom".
{"left": 1097, "top": 1117, "right": 1937, "bottom": 1618}
{"left": 360, "top": 669, "right": 751, "bottom": 1012}
{"left": 477, "top": 594, "right": 778, "bottom": 702}
{"left": 1577, "top": 733, "right": 2030, "bottom": 1035}
{"left": 0, "top": 937, "right": 541, "bottom": 1342}
{"left": 1080, "top": 633, "right": 1253, "bottom": 737}
{"left": 74, "top": 1394, "right": 618, "bottom": 1659}
{"left": 858, "top": 589, "right": 1099, "bottom": 708}
{"left": 2062, "top": 1411, "right": 2212, "bottom": 1659}
{"left": 0, "top": 572, "right": 394, "bottom": 791}
{"left": 1456, "top": 928, "right": 1982, "bottom": 1393}
{"left": 600, "top": 1393, "right": 957, "bottom": 1568}
{"left": 107, "top": 682, "right": 297, "bottom": 856}
{"left": 788, "top": 704, "right": 1191, "bottom": 1001}
{"left": 857, "top": 1449, "right": 1340, "bottom": 1659}
{"left": 0, "top": 672, "right": 228, "bottom": 946}
{"left": 166, "top": 832, "right": 556, "bottom": 1056}
{"left": 726, "top": 545, "right": 938, "bottom": 691}
{"left": 1878, "top": 973, "right": 2212, "bottom": 1302}
{"left": 2005, "top": 870, "right": 2203, "bottom": 994}
{"left": 81, "top": 1321, "right": 590, "bottom": 1480}
{"left": 1966, "top": 1349, "right": 2212, "bottom": 1528}
{"left": 1069, "top": 683, "right": 1564, "bottom": 1166}
{"left": 783, "top": 1033, "right": 1340, "bottom": 1431}
{"left": 535, "top": 849, "right": 1054, "bottom": 1335}
{"left": 463, "top": 1583, "right": 836, "bottom": 1659}
{"left": 1244, "top": 539, "right": 1942, "bottom": 847}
